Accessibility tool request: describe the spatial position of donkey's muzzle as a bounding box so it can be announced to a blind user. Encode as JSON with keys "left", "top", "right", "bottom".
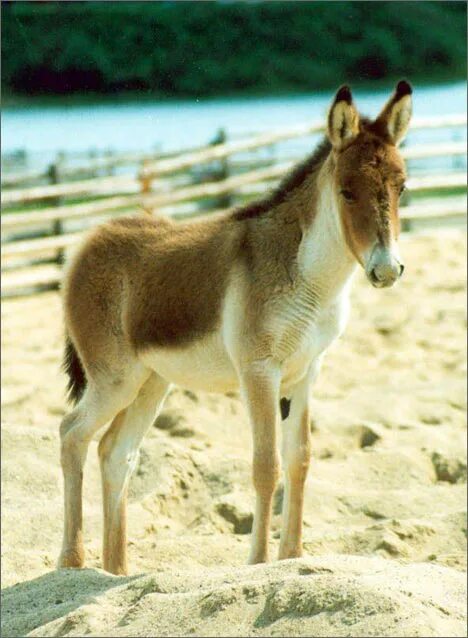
{"left": 366, "top": 245, "right": 404, "bottom": 288}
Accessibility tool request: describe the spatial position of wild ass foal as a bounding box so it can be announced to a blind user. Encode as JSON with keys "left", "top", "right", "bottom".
{"left": 59, "top": 82, "right": 412, "bottom": 575}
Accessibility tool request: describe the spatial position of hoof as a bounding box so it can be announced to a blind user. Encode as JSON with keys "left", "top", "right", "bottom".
{"left": 247, "top": 554, "right": 269, "bottom": 565}
{"left": 278, "top": 547, "right": 303, "bottom": 560}
{"left": 103, "top": 563, "right": 128, "bottom": 576}
{"left": 58, "top": 547, "right": 85, "bottom": 569}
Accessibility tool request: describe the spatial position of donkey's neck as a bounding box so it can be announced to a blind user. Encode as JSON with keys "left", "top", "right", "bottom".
{"left": 295, "top": 160, "right": 356, "bottom": 304}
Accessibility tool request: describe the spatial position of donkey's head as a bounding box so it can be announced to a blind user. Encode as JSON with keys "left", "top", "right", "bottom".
{"left": 327, "top": 81, "right": 412, "bottom": 287}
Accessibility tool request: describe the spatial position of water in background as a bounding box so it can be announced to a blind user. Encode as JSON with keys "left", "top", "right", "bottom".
{"left": 2, "top": 81, "right": 466, "bottom": 173}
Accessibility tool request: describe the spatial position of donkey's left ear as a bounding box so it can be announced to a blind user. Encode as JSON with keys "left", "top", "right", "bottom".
{"left": 376, "top": 80, "right": 413, "bottom": 146}
{"left": 327, "top": 85, "right": 360, "bottom": 150}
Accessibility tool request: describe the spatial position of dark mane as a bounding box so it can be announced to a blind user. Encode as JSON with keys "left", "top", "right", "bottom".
{"left": 232, "top": 136, "right": 332, "bottom": 221}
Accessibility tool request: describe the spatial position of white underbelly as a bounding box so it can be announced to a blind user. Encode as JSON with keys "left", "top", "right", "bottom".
{"left": 138, "top": 332, "right": 239, "bottom": 393}
{"left": 138, "top": 294, "right": 348, "bottom": 395}
{"left": 140, "top": 340, "right": 312, "bottom": 395}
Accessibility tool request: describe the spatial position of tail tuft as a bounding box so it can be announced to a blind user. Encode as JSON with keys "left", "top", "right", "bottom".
{"left": 63, "top": 337, "right": 87, "bottom": 405}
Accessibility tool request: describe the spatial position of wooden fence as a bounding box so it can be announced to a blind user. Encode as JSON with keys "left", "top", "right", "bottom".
{"left": 1, "top": 114, "right": 466, "bottom": 297}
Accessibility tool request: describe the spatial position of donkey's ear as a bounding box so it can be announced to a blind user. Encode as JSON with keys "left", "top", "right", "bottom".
{"left": 327, "top": 85, "right": 360, "bottom": 150}
{"left": 375, "top": 80, "right": 413, "bottom": 146}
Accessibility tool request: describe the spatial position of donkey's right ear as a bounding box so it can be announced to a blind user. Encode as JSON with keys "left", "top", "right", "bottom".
{"left": 327, "top": 85, "right": 360, "bottom": 150}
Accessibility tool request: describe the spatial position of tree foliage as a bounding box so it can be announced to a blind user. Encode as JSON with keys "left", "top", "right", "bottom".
{"left": 1, "top": 1, "right": 466, "bottom": 97}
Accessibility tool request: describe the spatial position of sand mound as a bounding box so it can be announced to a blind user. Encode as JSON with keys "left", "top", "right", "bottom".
{"left": 2, "top": 556, "right": 466, "bottom": 637}
{"left": 1, "top": 230, "right": 466, "bottom": 637}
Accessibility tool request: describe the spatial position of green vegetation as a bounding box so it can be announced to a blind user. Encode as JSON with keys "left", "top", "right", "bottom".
{"left": 2, "top": 1, "right": 466, "bottom": 98}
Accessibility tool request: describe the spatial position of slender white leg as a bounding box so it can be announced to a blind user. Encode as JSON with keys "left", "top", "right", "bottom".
{"left": 278, "top": 361, "right": 320, "bottom": 560}
{"left": 239, "top": 361, "right": 281, "bottom": 564}
{"left": 59, "top": 372, "right": 147, "bottom": 569}
{"left": 98, "top": 374, "right": 170, "bottom": 575}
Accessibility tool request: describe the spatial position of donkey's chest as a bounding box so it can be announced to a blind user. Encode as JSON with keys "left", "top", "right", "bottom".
{"left": 269, "top": 294, "right": 349, "bottom": 384}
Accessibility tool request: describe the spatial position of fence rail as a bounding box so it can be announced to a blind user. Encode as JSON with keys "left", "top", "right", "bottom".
{"left": 1, "top": 113, "right": 466, "bottom": 297}
{"left": 3, "top": 195, "right": 466, "bottom": 267}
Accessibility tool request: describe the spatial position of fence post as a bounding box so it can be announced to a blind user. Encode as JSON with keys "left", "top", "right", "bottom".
{"left": 88, "top": 148, "right": 98, "bottom": 178}
{"left": 138, "top": 159, "right": 153, "bottom": 216}
{"left": 452, "top": 130, "right": 463, "bottom": 171}
{"left": 211, "top": 128, "right": 231, "bottom": 209}
{"left": 139, "top": 159, "right": 152, "bottom": 195}
{"left": 47, "top": 152, "right": 65, "bottom": 269}
{"left": 106, "top": 148, "right": 115, "bottom": 176}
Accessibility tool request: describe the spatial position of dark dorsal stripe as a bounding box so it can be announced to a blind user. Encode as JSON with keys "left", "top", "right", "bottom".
{"left": 280, "top": 397, "right": 291, "bottom": 420}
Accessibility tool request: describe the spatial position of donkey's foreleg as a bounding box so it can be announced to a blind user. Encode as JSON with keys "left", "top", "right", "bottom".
{"left": 278, "top": 363, "right": 318, "bottom": 560}
{"left": 59, "top": 376, "right": 144, "bottom": 569}
{"left": 240, "top": 362, "right": 281, "bottom": 564}
{"left": 98, "top": 373, "right": 170, "bottom": 575}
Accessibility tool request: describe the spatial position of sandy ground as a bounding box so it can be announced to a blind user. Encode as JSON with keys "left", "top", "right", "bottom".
{"left": 1, "top": 229, "right": 466, "bottom": 637}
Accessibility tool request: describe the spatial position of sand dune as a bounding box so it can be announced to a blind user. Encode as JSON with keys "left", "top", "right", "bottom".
{"left": 1, "top": 229, "right": 466, "bottom": 637}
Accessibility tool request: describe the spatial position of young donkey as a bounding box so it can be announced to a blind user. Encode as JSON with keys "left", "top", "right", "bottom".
{"left": 59, "top": 82, "right": 412, "bottom": 575}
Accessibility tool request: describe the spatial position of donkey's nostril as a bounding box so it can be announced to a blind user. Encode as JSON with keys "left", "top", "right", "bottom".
{"left": 367, "top": 246, "right": 402, "bottom": 287}
{"left": 370, "top": 263, "right": 399, "bottom": 287}
{"left": 399, "top": 263, "right": 405, "bottom": 277}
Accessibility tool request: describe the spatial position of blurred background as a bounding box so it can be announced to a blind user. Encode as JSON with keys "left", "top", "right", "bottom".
{"left": 1, "top": 0, "right": 466, "bottom": 295}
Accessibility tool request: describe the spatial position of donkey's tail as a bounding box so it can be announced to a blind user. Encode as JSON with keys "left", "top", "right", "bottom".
{"left": 63, "top": 336, "right": 87, "bottom": 405}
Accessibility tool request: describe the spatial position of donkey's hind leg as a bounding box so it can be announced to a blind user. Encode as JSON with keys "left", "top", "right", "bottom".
{"left": 59, "top": 368, "right": 149, "bottom": 569}
{"left": 98, "top": 373, "right": 170, "bottom": 575}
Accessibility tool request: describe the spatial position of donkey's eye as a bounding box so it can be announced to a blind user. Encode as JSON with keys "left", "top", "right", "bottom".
{"left": 399, "top": 184, "right": 407, "bottom": 196}
{"left": 340, "top": 189, "right": 356, "bottom": 202}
